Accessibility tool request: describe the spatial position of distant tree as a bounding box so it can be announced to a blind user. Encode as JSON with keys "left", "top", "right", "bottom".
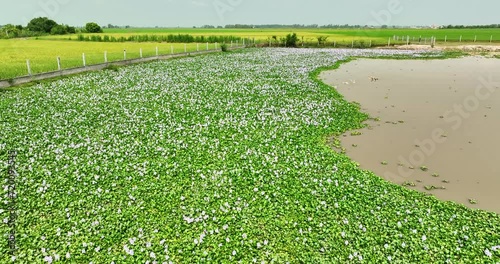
{"left": 50, "top": 25, "right": 67, "bottom": 35}
{"left": 2, "top": 24, "right": 20, "bottom": 38}
{"left": 27, "top": 17, "right": 58, "bottom": 33}
{"left": 381, "top": 25, "right": 388, "bottom": 29}
{"left": 65, "top": 25, "right": 76, "bottom": 34}
{"left": 85, "top": 22, "right": 103, "bottom": 33}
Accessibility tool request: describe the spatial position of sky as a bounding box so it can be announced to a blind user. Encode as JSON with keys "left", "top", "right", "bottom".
{"left": 1, "top": 0, "right": 499, "bottom": 27}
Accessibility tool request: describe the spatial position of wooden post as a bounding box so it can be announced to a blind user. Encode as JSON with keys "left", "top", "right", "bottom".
{"left": 140, "top": 48, "right": 143, "bottom": 58}
{"left": 124, "top": 50, "right": 127, "bottom": 60}
{"left": 82, "top": 53, "right": 86, "bottom": 67}
{"left": 26, "top": 60, "right": 32, "bottom": 76}
{"left": 406, "top": 35, "right": 409, "bottom": 45}
{"left": 57, "top": 57, "right": 61, "bottom": 71}
{"left": 104, "top": 51, "right": 108, "bottom": 63}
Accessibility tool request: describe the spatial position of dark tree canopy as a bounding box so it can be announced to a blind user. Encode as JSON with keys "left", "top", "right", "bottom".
{"left": 85, "top": 22, "right": 103, "bottom": 33}
{"left": 27, "top": 17, "right": 58, "bottom": 33}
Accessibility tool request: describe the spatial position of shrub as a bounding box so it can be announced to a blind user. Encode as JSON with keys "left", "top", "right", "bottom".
{"left": 220, "top": 43, "right": 228, "bottom": 52}
{"left": 285, "top": 33, "right": 298, "bottom": 47}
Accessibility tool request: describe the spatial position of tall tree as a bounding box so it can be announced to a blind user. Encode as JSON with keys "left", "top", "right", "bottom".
{"left": 27, "top": 17, "right": 58, "bottom": 33}
{"left": 85, "top": 22, "right": 103, "bottom": 33}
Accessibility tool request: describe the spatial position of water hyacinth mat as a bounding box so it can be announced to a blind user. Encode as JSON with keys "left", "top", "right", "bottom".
{"left": 0, "top": 48, "right": 499, "bottom": 263}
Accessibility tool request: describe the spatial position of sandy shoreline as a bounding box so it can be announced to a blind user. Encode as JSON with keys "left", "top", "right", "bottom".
{"left": 320, "top": 57, "right": 500, "bottom": 213}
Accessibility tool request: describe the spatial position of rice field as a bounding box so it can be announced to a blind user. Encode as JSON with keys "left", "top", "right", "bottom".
{"left": 0, "top": 39, "right": 213, "bottom": 79}
{"left": 41, "top": 28, "right": 500, "bottom": 43}
{"left": 1, "top": 48, "right": 499, "bottom": 263}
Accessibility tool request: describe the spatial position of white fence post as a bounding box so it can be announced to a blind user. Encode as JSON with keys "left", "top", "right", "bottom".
{"left": 388, "top": 38, "right": 391, "bottom": 47}
{"left": 206, "top": 42, "right": 209, "bottom": 50}
{"left": 156, "top": 46, "right": 159, "bottom": 57}
{"left": 57, "top": 57, "right": 61, "bottom": 71}
{"left": 474, "top": 35, "right": 477, "bottom": 42}
{"left": 104, "top": 51, "right": 108, "bottom": 63}
{"left": 459, "top": 35, "right": 462, "bottom": 42}
{"left": 184, "top": 44, "right": 187, "bottom": 53}
{"left": 82, "top": 53, "right": 86, "bottom": 67}
{"left": 26, "top": 60, "right": 32, "bottom": 76}
{"left": 445, "top": 35, "right": 447, "bottom": 42}
{"left": 491, "top": 35, "right": 493, "bottom": 43}
{"left": 351, "top": 40, "right": 354, "bottom": 48}
{"left": 197, "top": 43, "right": 199, "bottom": 52}
{"left": 140, "top": 48, "right": 143, "bottom": 58}
{"left": 171, "top": 45, "right": 174, "bottom": 54}
{"left": 124, "top": 49, "right": 127, "bottom": 60}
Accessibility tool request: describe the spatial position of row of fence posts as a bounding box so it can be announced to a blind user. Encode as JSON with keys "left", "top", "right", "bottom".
{"left": 391, "top": 34, "right": 495, "bottom": 45}
{"left": 24, "top": 41, "right": 248, "bottom": 76}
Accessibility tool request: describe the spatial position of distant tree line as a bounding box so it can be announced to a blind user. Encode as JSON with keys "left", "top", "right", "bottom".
{"left": 0, "top": 18, "right": 103, "bottom": 39}
{"left": 442, "top": 24, "right": 500, "bottom": 29}
{"left": 222, "top": 24, "right": 500, "bottom": 29}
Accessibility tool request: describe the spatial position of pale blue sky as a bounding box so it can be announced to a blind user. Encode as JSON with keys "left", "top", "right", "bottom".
{"left": 1, "top": 0, "right": 499, "bottom": 27}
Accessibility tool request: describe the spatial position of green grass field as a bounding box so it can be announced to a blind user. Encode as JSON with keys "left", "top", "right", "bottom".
{"left": 0, "top": 40, "right": 214, "bottom": 79}
{"left": 2, "top": 28, "right": 500, "bottom": 80}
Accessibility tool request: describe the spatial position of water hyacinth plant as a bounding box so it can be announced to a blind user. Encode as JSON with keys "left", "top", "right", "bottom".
{"left": 0, "top": 48, "right": 499, "bottom": 263}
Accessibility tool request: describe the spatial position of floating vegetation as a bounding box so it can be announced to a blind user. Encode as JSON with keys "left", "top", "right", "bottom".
{"left": 0, "top": 48, "right": 497, "bottom": 263}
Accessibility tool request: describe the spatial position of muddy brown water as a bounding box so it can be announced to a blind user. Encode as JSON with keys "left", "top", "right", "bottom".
{"left": 320, "top": 57, "right": 500, "bottom": 214}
